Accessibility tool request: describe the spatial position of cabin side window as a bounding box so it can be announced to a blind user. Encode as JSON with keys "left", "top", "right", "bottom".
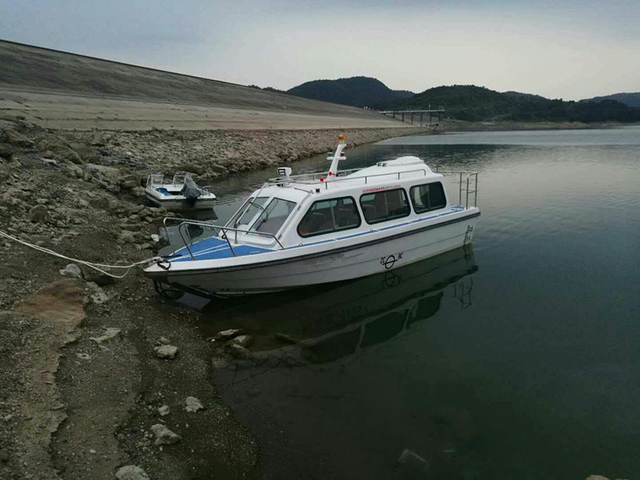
{"left": 359, "top": 188, "right": 410, "bottom": 225}
{"left": 409, "top": 182, "right": 447, "bottom": 214}
{"left": 297, "top": 197, "right": 361, "bottom": 238}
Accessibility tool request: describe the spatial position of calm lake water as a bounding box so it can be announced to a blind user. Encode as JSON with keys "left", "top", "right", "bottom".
{"left": 200, "top": 126, "right": 640, "bottom": 480}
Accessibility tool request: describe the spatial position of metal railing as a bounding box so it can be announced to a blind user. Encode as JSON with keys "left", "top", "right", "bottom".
{"left": 162, "top": 217, "right": 284, "bottom": 261}
{"left": 433, "top": 170, "right": 479, "bottom": 208}
{"left": 270, "top": 168, "right": 430, "bottom": 190}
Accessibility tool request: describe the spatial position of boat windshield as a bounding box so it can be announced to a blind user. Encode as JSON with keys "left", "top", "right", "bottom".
{"left": 229, "top": 196, "right": 269, "bottom": 229}
{"left": 148, "top": 174, "right": 164, "bottom": 186}
{"left": 172, "top": 173, "right": 187, "bottom": 186}
{"left": 250, "top": 197, "right": 297, "bottom": 235}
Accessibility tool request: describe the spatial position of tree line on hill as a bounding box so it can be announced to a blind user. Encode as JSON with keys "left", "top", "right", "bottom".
{"left": 259, "top": 77, "right": 640, "bottom": 123}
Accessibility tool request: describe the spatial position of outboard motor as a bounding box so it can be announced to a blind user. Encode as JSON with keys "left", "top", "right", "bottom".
{"left": 180, "top": 176, "right": 202, "bottom": 207}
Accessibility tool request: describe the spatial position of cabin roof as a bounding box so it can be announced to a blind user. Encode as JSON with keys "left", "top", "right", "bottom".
{"left": 258, "top": 157, "right": 442, "bottom": 201}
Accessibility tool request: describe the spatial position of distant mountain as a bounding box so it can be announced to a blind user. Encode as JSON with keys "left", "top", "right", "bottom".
{"left": 390, "top": 84, "right": 640, "bottom": 123}
{"left": 583, "top": 92, "right": 640, "bottom": 108}
{"left": 502, "top": 91, "right": 548, "bottom": 101}
{"left": 287, "top": 76, "right": 414, "bottom": 109}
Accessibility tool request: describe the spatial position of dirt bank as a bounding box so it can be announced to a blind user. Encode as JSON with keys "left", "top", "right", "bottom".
{"left": 0, "top": 118, "right": 426, "bottom": 480}
{"left": 0, "top": 40, "right": 408, "bottom": 131}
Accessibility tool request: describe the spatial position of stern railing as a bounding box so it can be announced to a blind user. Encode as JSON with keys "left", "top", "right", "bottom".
{"left": 433, "top": 169, "right": 479, "bottom": 208}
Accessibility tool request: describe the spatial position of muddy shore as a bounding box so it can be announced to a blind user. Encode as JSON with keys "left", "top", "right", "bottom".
{"left": 0, "top": 118, "right": 429, "bottom": 480}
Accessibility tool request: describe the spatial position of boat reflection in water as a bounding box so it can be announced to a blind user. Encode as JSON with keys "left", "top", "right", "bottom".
{"left": 201, "top": 245, "right": 477, "bottom": 375}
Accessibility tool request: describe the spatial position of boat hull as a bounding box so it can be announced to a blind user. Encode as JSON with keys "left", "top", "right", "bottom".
{"left": 145, "top": 190, "right": 216, "bottom": 211}
{"left": 149, "top": 213, "right": 479, "bottom": 295}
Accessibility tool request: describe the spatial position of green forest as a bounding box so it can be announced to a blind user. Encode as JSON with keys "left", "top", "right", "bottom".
{"left": 393, "top": 85, "right": 640, "bottom": 123}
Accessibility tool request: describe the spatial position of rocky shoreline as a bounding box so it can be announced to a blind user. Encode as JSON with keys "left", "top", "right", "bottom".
{"left": 0, "top": 119, "right": 427, "bottom": 480}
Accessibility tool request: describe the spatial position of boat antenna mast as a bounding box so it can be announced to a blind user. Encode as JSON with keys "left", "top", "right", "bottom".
{"left": 327, "top": 134, "right": 347, "bottom": 180}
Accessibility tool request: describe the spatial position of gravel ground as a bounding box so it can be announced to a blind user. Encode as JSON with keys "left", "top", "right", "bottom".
{"left": 0, "top": 118, "right": 426, "bottom": 480}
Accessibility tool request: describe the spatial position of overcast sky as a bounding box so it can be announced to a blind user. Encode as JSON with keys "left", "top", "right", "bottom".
{"left": 1, "top": 0, "right": 638, "bottom": 100}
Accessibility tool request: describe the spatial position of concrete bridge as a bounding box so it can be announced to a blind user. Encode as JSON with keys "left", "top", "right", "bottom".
{"left": 378, "top": 108, "right": 445, "bottom": 126}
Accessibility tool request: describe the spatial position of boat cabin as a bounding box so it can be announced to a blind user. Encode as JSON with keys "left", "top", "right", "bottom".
{"left": 221, "top": 155, "right": 455, "bottom": 251}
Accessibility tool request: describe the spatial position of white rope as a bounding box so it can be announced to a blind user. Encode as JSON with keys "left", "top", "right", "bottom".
{"left": 0, "top": 229, "right": 161, "bottom": 279}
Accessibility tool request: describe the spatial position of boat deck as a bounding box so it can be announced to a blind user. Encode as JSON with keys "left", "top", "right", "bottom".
{"left": 170, "top": 236, "right": 272, "bottom": 262}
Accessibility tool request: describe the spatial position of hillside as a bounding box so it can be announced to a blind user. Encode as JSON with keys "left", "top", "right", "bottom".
{"left": 287, "top": 77, "right": 414, "bottom": 109}
{"left": 0, "top": 41, "right": 406, "bottom": 130}
{"left": 392, "top": 85, "right": 640, "bottom": 123}
{"left": 584, "top": 92, "right": 640, "bottom": 108}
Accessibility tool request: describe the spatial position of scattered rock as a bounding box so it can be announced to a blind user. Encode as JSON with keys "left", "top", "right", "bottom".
{"left": 81, "top": 266, "right": 115, "bottom": 286}
{"left": 89, "top": 196, "right": 110, "bottom": 210}
{"left": 59, "top": 263, "right": 83, "bottom": 279}
{"left": 185, "top": 396, "right": 204, "bottom": 413}
{"left": 209, "top": 164, "right": 228, "bottom": 174}
{"left": 227, "top": 343, "right": 251, "bottom": 360}
{"left": 29, "top": 204, "right": 49, "bottom": 222}
{"left": 119, "top": 231, "right": 137, "bottom": 244}
{"left": 90, "top": 327, "right": 122, "bottom": 344}
{"left": 397, "top": 449, "right": 429, "bottom": 474}
{"left": 150, "top": 424, "right": 181, "bottom": 445}
{"left": 88, "top": 284, "right": 110, "bottom": 305}
{"left": 232, "top": 334, "right": 253, "bottom": 348}
{"left": 276, "top": 333, "right": 302, "bottom": 344}
{"left": 56, "top": 145, "right": 83, "bottom": 164}
{"left": 154, "top": 344, "right": 178, "bottom": 359}
{"left": 76, "top": 353, "right": 91, "bottom": 360}
{"left": 69, "top": 143, "right": 99, "bottom": 163}
{"left": 157, "top": 336, "right": 171, "bottom": 345}
{"left": 211, "top": 355, "right": 228, "bottom": 370}
{"left": 158, "top": 405, "right": 170, "bottom": 416}
{"left": 115, "top": 465, "right": 151, "bottom": 480}
{"left": 181, "top": 162, "right": 206, "bottom": 175}
{"left": 85, "top": 163, "right": 120, "bottom": 184}
{"left": 213, "top": 328, "right": 242, "bottom": 341}
{"left": 586, "top": 476, "right": 611, "bottom": 480}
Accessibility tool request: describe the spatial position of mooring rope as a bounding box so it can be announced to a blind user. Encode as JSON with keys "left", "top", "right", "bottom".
{"left": 0, "top": 229, "right": 161, "bottom": 279}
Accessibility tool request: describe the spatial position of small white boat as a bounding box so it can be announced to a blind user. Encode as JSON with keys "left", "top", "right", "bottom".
{"left": 144, "top": 135, "right": 480, "bottom": 295}
{"left": 144, "top": 172, "right": 216, "bottom": 210}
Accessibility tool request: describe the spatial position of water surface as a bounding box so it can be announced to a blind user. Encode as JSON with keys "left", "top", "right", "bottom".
{"left": 201, "top": 127, "right": 640, "bottom": 480}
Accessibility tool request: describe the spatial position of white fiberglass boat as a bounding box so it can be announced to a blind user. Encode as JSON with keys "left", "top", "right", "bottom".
{"left": 144, "top": 135, "right": 480, "bottom": 296}
{"left": 145, "top": 172, "right": 216, "bottom": 210}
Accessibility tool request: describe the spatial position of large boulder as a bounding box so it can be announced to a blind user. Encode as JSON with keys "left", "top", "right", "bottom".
{"left": 0, "top": 143, "right": 14, "bottom": 160}
{"left": 115, "top": 465, "right": 150, "bottom": 480}
{"left": 54, "top": 145, "right": 83, "bottom": 165}
{"left": 39, "top": 136, "right": 84, "bottom": 164}
{"left": 3, "top": 129, "right": 35, "bottom": 148}
{"left": 69, "top": 143, "right": 100, "bottom": 163}
{"left": 119, "top": 174, "right": 140, "bottom": 190}
{"left": 181, "top": 163, "right": 206, "bottom": 175}
{"left": 150, "top": 424, "right": 181, "bottom": 445}
{"left": 29, "top": 204, "right": 48, "bottom": 222}
{"left": 84, "top": 164, "right": 120, "bottom": 184}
